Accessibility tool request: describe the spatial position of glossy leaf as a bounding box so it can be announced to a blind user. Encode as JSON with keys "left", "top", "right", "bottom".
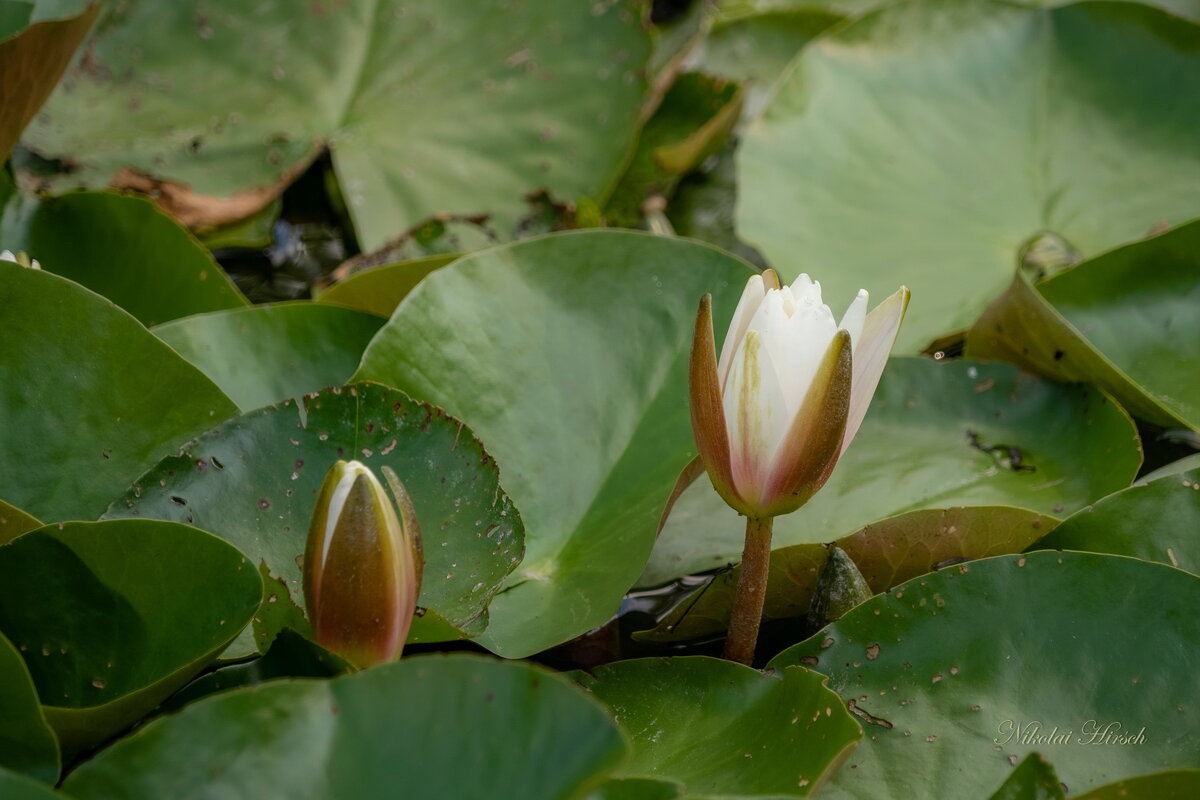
{"left": 315, "top": 255, "right": 457, "bottom": 319}
{"left": 1, "top": 191, "right": 248, "bottom": 326}
{"left": 153, "top": 303, "right": 384, "bottom": 412}
{"left": 22, "top": 0, "right": 650, "bottom": 251}
{"left": 0, "top": 520, "right": 261, "bottom": 756}
{"left": 640, "top": 506, "right": 1056, "bottom": 643}
{"left": 986, "top": 753, "right": 1064, "bottom": 800}
{"left": 0, "top": 263, "right": 239, "bottom": 522}
{"left": 1076, "top": 770, "right": 1200, "bottom": 800}
{"left": 645, "top": 357, "right": 1138, "bottom": 585}
{"left": 0, "top": 632, "right": 58, "bottom": 784}
{"left": 0, "top": 0, "right": 98, "bottom": 161}
{"left": 738, "top": 0, "right": 1200, "bottom": 351}
{"left": 1032, "top": 467, "right": 1200, "bottom": 575}
{"left": 769, "top": 552, "right": 1200, "bottom": 798}
{"left": 578, "top": 657, "right": 860, "bottom": 796}
{"left": 63, "top": 655, "right": 628, "bottom": 800}
{"left": 354, "top": 230, "right": 753, "bottom": 657}
{"left": 968, "top": 220, "right": 1200, "bottom": 430}
{"left": 103, "top": 383, "right": 523, "bottom": 653}
{"left": 587, "top": 778, "right": 683, "bottom": 800}
{"left": 0, "top": 499, "right": 41, "bottom": 545}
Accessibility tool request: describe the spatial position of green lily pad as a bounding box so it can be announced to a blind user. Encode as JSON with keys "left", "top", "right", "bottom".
{"left": 152, "top": 303, "right": 384, "bottom": 412}
{"left": 103, "top": 383, "right": 524, "bottom": 651}
{"left": 314, "top": 254, "right": 457, "bottom": 319}
{"left": 0, "top": 767, "right": 63, "bottom": 800}
{"left": 63, "top": 654, "right": 628, "bottom": 800}
{"left": 968, "top": 220, "right": 1200, "bottom": 430}
{"left": 22, "top": 0, "right": 650, "bottom": 251}
{"left": 0, "top": 520, "right": 261, "bottom": 756}
{"left": 640, "top": 506, "right": 1057, "bottom": 644}
{"left": 588, "top": 778, "right": 684, "bottom": 800}
{"left": 738, "top": 0, "right": 1200, "bottom": 352}
{"left": 354, "top": 230, "right": 753, "bottom": 657}
{"left": 1031, "top": 467, "right": 1200, "bottom": 575}
{"left": 578, "top": 657, "right": 860, "bottom": 796}
{"left": 0, "top": 263, "right": 239, "bottom": 522}
{"left": 1, "top": 191, "right": 248, "bottom": 327}
{"left": 769, "top": 552, "right": 1200, "bottom": 798}
{"left": 0, "top": 632, "right": 58, "bottom": 784}
{"left": 986, "top": 753, "right": 1064, "bottom": 800}
{"left": 645, "top": 357, "right": 1138, "bottom": 586}
{"left": 1076, "top": 770, "right": 1200, "bottom": 799}
{"left": 0, "top": 0, "right": 97, "bottom": 162}
{"left": 0, "top": 499, "right": 40, "bottom": 545}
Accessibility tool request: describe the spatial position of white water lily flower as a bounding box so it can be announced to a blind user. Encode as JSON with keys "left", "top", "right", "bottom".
{"left": 690, "top": 269, "right": 908, "bottom": 518}
{"left": 1, "top": 249, "right": 41, "bottom": 269}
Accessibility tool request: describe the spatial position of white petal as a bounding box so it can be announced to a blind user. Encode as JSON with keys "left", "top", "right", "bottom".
{"left": 723, "top": 330, "right": 790, "bottom": 507}
{"left": 717, "top": 273, "right": 767, "bottom": 389}
{"left": 760, "top": 291, "right": 837, "bottom": 421}
{"left": 842, "top": 287, "right": 909, "bottom": 455}
{"left": 0, "top": 250, "right": 15, "bottom": 263}
{"left": 839, "top": 289, "right": 869, "bottom": 350}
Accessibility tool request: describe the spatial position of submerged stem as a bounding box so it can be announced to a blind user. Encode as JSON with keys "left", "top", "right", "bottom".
{"left": 722, "top": 515, "right": 774, "bottom": 665}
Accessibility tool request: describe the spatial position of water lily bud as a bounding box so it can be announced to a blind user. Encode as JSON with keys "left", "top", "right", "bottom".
{"left": 303, "top": 460, "right": 422, "bottom": 668}
{"left": 690, "top": 271, "right": 909, "bottom": 518}
{"left": 1, "top": 249, "right": 41, "bottom": 269}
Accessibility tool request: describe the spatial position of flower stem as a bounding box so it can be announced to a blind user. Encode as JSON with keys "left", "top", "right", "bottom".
{"left": 722, "top": 515, "right": 774, "bottom": 665}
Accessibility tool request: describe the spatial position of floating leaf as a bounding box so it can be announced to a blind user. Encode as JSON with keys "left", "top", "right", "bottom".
{"left": 1076, "top": 769, "right": 1200, "bottom": 800}
{"left": 103, "top": 383, "right": 524, "bottom": 652}
{"left": 0, "top": 766, "right": 62, "bottom": 800}
{"left": 769, "top": 552, "right": 1200, "bottom": 798}
{"left": 0, "top": 632, "right": 58, "bottom": 784}
{"left": 1032, "top": 467, "right": 1200, "bottom": 575}
{"left": 577, "top": 657, "right": 860, "bottom": 796}
{"left": 986, "top": 753, "right": 1064, "bottom": 800}
{"left": 1, "top": 191, "right": 248, "bottom": 326}
{"left": 738, "top": 0, "right": 1200, "bottom": 351}
{"left": 645, "top": 358, "right": 1137, "bottom": 585}
{"left": 968, "top": 220, "right": 1200, "bottom": 430}
{"left": 23, "top": 0, "right": 651, "bottom": 250}
{"left": 63, "top": 655, "right": 628, "bottom": 800}
{"left": 153, "top": 303, "right": 384, "bottom": 412}
{"left": 354, "top": 230, "right": 752, "bottom": 657}
{"left": 0, "top": 499, "right": 40, "bottom": 545}
{"left": 0, "top": 263, "right": 239, "bottom": 522}
{"left": 315, "top": 254, "right": 457, "bottom": 319}
{"left": 0, "top": 520, "right": 261, "bottom": 756}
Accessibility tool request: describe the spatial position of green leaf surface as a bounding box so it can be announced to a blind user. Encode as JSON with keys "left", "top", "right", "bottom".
{"left": 588, "top": 778, "right": 683, "bottom": 800}
{"left": 1139, "top": 453, "right": 1200, "bottom": 484}
{"left": 0, "top": 0, "right": 97, "bottom": 161}
{"left": 577, "top": 657, "right": 860, "bottom": 796}
{"left": 0, "top": 632, "right": 58, "bottom": 784}
{"left": 645, "top": 357, "right": 1138, "bottom": 585}
{"left": 63, "top": 654, "right": 628, "bottom": 800}
{"left": 769, "top": 552, "right": 1200, "bottom": 798}
{"left": 0, "top": 498, "right": 41, "bottom": 545}
{"left": 640, "top": 506, "right": 1056, "bottom": 643}
{"left": 0, "top": 263, "right": 239, "bottom": 522}
{"left": 152, "top": 303, "right": 384, "bottom": 412}
{"left": 354, "top": 230, "right": 753, "bottom": 657}
{"left": 968, "top": 220, "right": 1200, "bottom": 430}
{"left": 0, "top": 520, "right": 261, "bottom": 756}
{"left": 1075, "top": 770, "right": 1200, "bottom": 799}
{"left": 738, "top": 0, "right": 1200, "bottom": 352}
{"left": 1031, "top": 467, "right": 1200, "bottom": 574}
{"left": 23, "top": 0, "right": 651, "bottom": 251}
{"left": 315, "top": 254, "right": 457, "bottom": 319}
{"left": 103, "top": 383, "right": 524, "bottom": 651}
{"left": 987, "top": 753, "right": 1065, "bottom": 800}
{"left": 1, "top": 191, "right": 248, "bottom": 326}
{"left": 0, "top": 767, "right": 63, "bottom": 800}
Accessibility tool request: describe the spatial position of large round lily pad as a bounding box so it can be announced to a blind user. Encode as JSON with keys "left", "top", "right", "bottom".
{"left": 153, "top": 303, "right": 384, "bottom": 412}
{"left": 645, "top": 357, "right": 1139, "bottom": 585}
{"left": 22, "top": 0, "right": 651, "bottom": 251}
{"left": 577, "top": 657, "right": 860, "bottom": 796}
{"left": 769, "top": 552, "right": 1200, "bottom": 798}
{"left": 103, "top": 383, "right": 524, "bottom": 650}
{"left": 968, "top": 219, "right": 1200, "bottom": 430}
{"left": 0, "top": 633, "right": 57, "bottom": 784}
{"left": 63, "top": 654, "right": 628, "bottom": 800}
{"left": 738, "top": 0, "right": 1200, "bottom": 351}
{"left": 0, "top": 520, "right": 261, "bottom": 756}
{"left": 354, "top": 230, "right": 753, "bottom": 657}
{"left": 0, "top": 262, "right": 239, "bottom": 522}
